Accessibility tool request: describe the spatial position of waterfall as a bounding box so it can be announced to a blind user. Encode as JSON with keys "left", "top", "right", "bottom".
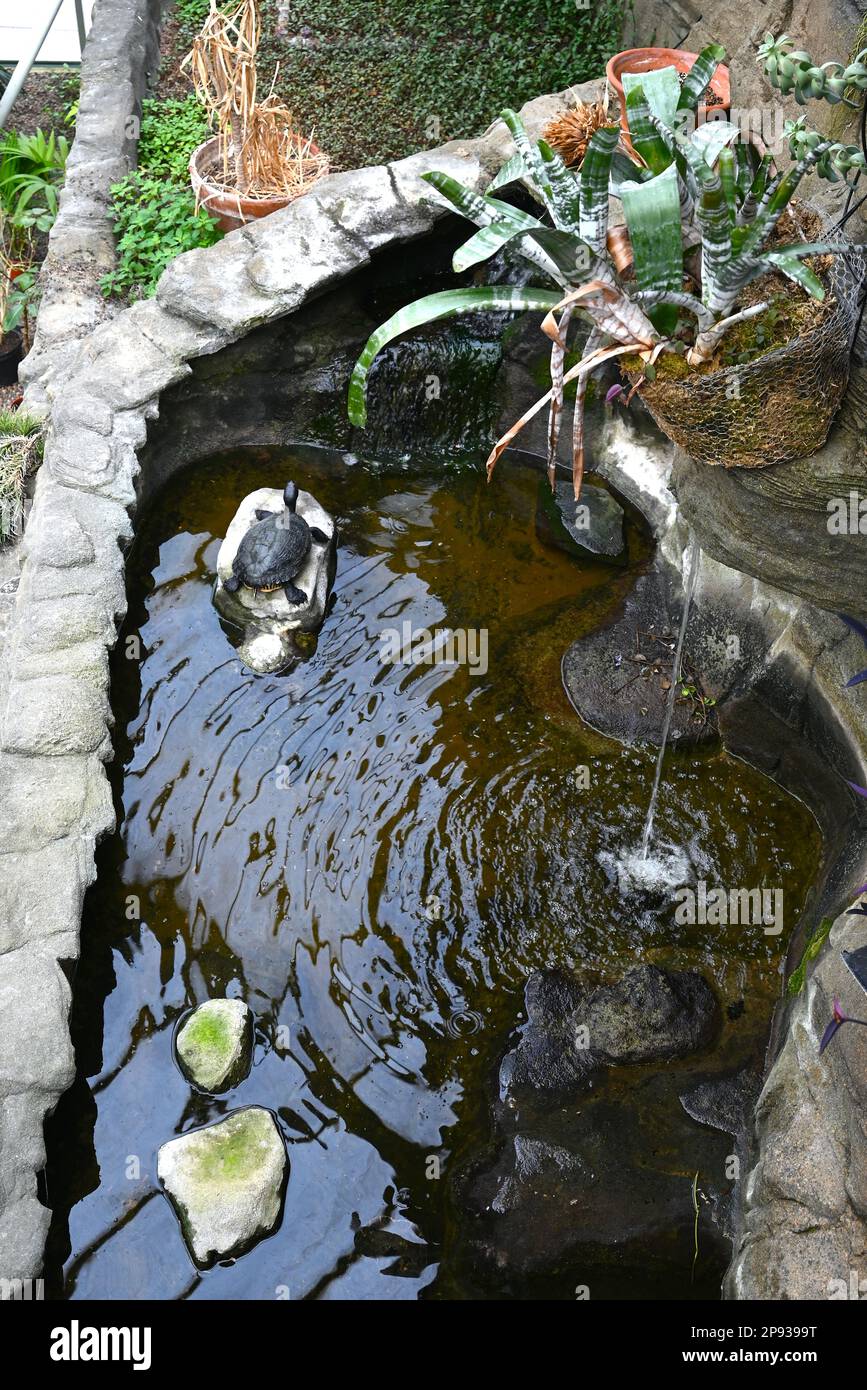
{"left": 639, "top": 531, "right": 701, "bottom": 861}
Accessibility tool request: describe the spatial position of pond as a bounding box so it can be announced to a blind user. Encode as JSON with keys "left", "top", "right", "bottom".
{"left": 44, "top": 443, "right": 821, "bottom": 1300}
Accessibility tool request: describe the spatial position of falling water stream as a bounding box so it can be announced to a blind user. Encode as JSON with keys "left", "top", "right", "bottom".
{"left": 639, "top": 532, "right": 702, "bottom": 862}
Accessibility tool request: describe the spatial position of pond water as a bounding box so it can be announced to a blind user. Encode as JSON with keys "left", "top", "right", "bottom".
{"left": 45, "top": 444, "right": 821, "bottom": 1300}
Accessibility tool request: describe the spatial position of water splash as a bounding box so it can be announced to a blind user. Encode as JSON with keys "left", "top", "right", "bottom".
{"left": 639, "top": 532, "right": 702, "bottom": 862}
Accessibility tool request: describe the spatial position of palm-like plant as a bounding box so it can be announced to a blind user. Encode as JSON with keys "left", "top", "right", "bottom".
{"left": 348, "top": 46, "right": 844, "bottom": 498}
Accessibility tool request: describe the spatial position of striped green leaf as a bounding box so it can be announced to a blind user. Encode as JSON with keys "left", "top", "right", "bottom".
{"left": 718, "top": 147, "right": 737, "bottom": 226}
{"left": 763, "top": 254, "right": 825, "bottom": 298}
{"left": 499, "top": 108, "right": 555, "bottom": 214}
{"left": 452, "top": 221, "right": 535, "bottom": 272}
{"left": 689, "top": 120, "right": 739, "bottom": 168}
{"left": 620, "top": 163, "right": 684, "bottom": 333}
{"left": 537, "top": 138, "right": 583, "bottom": 233}
{"left": 579, "top": 125, "right": 620, "bottom": 256}
{"left": 623, "top": 65, "right": 681, "bottom": 128}
{"left": 651, "top": 112, "right": 732, "bottom": 310}
{"left": 347, "top": 286, "right": 563, "bottom": 427}
{"left": 624, "top": 83, "right": 675, "bottom": 175}
{"left": 677, "top": 44, "right": 727, "bottom": 113}
{"left": 610, "top": 151, "right": 653, "bottom": 193}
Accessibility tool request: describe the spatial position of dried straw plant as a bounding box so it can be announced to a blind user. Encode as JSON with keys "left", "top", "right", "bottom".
{"left": 182, "top": 0, "right": 328, "bottom": 201}
{"left": 543, "top": 88, "right": 611, "bottom": 168}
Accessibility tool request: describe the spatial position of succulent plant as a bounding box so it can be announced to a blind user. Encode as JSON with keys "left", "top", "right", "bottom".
{"left": 784, "top": 116, "right": 867, "bottom": 181}
{"left": 757, "top": 32, "right": 867, "bottom": 106}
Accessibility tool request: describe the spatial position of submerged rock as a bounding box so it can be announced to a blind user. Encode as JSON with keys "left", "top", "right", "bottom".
{"left": 535, "top": 477, "right": 626, "bottom": 563}
{"left": 502, "top": 964, "right": 719, "bottom": 1096}
{"left": 459, "top": 964, "right": 729, "bottom": 1292}
{"left": 175, "top": 998, "right": 254, "bottom": 1094}
{"left": 561, "top": 569, "right": 719, "bottom": 748}
{"left": 679, "top": 1068, "right": 762, "bottom": 1140}
{"left": 158, "top": 1107, "right": 287, "bottom": 1268}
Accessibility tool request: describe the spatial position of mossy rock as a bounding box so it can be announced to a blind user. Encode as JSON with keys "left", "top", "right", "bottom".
{"left": 157, "top": 1107, "right": 287, "bottom": 1267}
{"left": 175, "top": 998, "right": 254, "bottom": 1094}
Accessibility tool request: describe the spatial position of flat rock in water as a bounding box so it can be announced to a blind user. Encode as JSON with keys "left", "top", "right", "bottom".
{"left": 175, "top": 998, "right": 254, "bottom": 1094}
{"left": 535, "top": 477, "right": 626, "bottom": 563}
{"left": 158, "top": 1107, "right": 286, "bottom": 1267}
{"left": 679, "top": 1068, "right": 762, "bottom": 1139}
{"left": 561, "top": 569, "right": 719, "bottom": 748}
{"left": 502, "top": 964, "right": 719, "bottom": 1096}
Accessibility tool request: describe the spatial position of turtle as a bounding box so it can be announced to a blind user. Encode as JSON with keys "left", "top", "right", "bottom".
{"left": 223, "top": 480, "right": 329, "bottom": 605}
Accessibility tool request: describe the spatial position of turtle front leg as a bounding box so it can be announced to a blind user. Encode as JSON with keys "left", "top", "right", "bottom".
{"left": 284, "top": 583, "right": 307, "bottom": 605}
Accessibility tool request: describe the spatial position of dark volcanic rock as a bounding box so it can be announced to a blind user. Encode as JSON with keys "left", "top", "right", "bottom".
{"left": 460, "top": 1078, "right": 733, "bottom": 1290}
{"left": 586, "top": 964, "right": 720, "bottom": 1065}
{"left": 535, "top": 477, "right": 626, "bottom": 564}
{"left": 679, "top": 1068, "right": 762, "bottom": 1140}
{"left": 502, "top": 964, "right": 720, "bottom": 1097}
{"left": 561, "top": 569, "right": 719, "bottom": 748}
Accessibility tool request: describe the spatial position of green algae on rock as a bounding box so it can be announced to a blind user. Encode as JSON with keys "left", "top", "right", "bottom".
{"left": 175, "top": 998, "right": 254, "bottom": 1094}
{"left": 157, "top": 1107, "right": 287, "bottom": 1267}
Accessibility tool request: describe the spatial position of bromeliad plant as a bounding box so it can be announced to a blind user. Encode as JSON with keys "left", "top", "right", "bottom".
{"left": 347, "top": 45, "right": 845, "bottom": 498}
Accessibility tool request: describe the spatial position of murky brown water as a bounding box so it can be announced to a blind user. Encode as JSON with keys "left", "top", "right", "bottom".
{"left": 45, "top": 445, "right": 821, "bottom": 1300}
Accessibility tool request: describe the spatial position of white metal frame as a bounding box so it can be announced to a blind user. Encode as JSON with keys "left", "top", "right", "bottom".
{"left": 0, "top": 0, "right": 87, "bottom": 131}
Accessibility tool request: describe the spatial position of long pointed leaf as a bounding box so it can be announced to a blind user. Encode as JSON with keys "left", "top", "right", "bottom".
{"left": 620, "top": 164, "right": 683, "bottom": 333}
{"left": 348, "top": 287, "right": 562, "bottom": 427}
{"left": 579, "top": 125, "right": 620, "bottom": 257}
{"left": 677, "top": 44, "right": 727, "bottom": 113}
{"left": 499, "top": 108, "right": 555, "bottom": 214}
{"left": 623, "top": 65, "right": 681, "bottom": 128}
{"left": 650, "top": 111, "right": 731, "bottom": 311}
{"left": 625, "top": 84, "right": 674, "bottom": 175}
{"left": 764, "top": 253, "right": 825, "bottom": 298}
{"left": 537, "top": 137, "right": 582, "bottom": 233}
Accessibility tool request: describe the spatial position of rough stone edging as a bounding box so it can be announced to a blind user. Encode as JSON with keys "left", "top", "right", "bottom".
{"left": 19, "top": 0, "right": 166, "bottom": 414}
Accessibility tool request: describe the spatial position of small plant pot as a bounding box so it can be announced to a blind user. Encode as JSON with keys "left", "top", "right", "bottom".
{"left": 0, "top": 330, "right": 23, "bottom": 386}
{"left": 622, "top": 250, "right": 864, "bottom": 469}
{"left": 189, "top": 135, "right": 328, "bottom": 233}
{"left": 606, "top": 47, "right": 731, "bottom": 135}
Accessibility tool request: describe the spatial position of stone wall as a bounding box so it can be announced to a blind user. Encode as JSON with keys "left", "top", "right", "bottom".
{"left": 20, "top": 0, "right": 167, "bottom": 415}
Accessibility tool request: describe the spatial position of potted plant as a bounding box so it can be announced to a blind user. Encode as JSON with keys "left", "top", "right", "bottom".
{"left": 607, "top": 44, "right": 730, "bottom": 134}
{"left": 182, "top": 0, "right": 328, "bottom": 233}
{"left": 345, "top": 43, "right": 864, "bottom": 489}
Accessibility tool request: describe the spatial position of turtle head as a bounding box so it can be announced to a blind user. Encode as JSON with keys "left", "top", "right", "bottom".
{"left": 283, "top": 480, "right": 299, "bottom": 513}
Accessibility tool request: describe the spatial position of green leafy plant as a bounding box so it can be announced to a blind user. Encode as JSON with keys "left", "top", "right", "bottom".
{"left": 347, "top": 46, "right": 844, "bottom": 497}
{"left": 137, "top": 95, "right": 210, "bottom": 180}
{"left": 100, "top": 171, "right": 221, "bottom": 299}
{"left": 0, "top": 128, "right": 69, "bottom": 227}
{"left": 3, "top": 269, "right": 40, "bottom": 349}
{"left": 786, "top": 916, "right": 833, "bottom": 996}
{"left": 0, "top": 409, "right": 43, "bottom": 544}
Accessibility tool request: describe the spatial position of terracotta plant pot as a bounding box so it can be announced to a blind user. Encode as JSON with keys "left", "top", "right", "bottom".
{"left": 189, "top": 135, "right": 328, "bottom": 234}
{"left": 606, "top": 47, "right": 731, "bottom": 135}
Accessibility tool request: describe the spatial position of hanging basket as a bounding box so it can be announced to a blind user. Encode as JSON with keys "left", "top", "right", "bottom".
{"left": 625, "top": 243, "right": 866, "bottom": 470}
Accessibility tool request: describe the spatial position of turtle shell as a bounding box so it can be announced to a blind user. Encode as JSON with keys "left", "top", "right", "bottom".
{"left": 232, "top": 508, "right": 311, "bottom": 589}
